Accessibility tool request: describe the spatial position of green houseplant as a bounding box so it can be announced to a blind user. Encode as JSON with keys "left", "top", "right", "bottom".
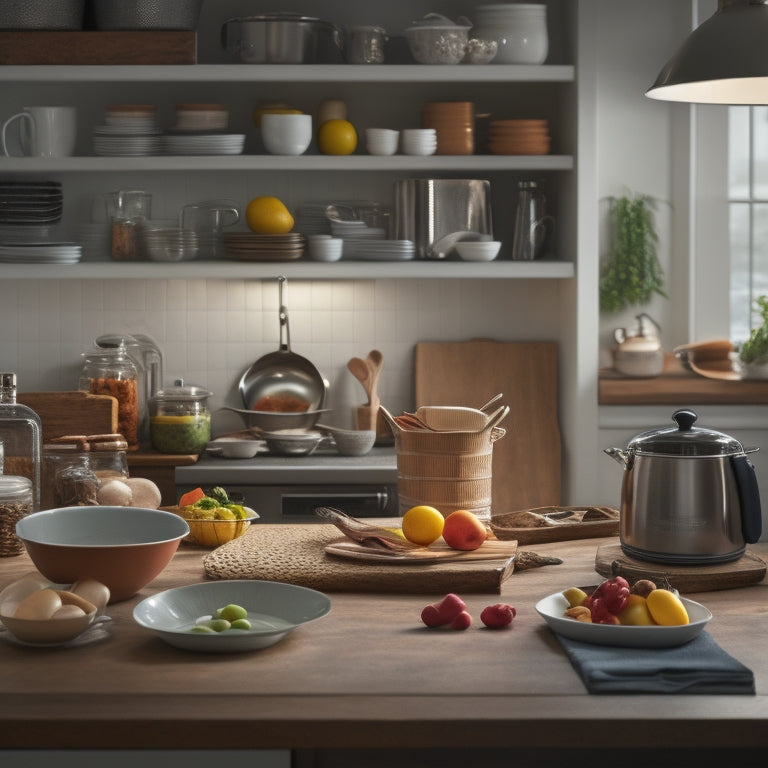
{"left": 599, "top": 193, "right": 667, "bottom": 313}
{"left": 740, "top": 295, "right": 768, "bottom": 366}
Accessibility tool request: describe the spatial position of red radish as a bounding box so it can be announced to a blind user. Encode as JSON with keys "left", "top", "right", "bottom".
{"left": 480, "top": 603, "right": 516, "bottom": 628}
{"left": 420, "top": 593, "right": 468, "bottom": 627}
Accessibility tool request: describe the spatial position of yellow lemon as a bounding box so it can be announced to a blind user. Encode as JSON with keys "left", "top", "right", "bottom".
{"left": 401, "top": 505, "right": 444, "bottom": 546}
{"left": 317, "top": 119, "right": 358, "bottom": 155}
{"left": 246, "top": 196, "right": 294, "bottom": 234}
{"left": 646, "top": 589, "right": 689, "bottom": 626}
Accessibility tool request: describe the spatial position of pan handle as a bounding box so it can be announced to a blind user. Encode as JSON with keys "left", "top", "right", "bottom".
{"left": 278, "top": 275, "right": 291, "bottom": 352}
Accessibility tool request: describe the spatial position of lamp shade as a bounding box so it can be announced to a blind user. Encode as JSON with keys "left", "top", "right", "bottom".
{"left": 647, "top": 0, "right": 768, "bottom": 104}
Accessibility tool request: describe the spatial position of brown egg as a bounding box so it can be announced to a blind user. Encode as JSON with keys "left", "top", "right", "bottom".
{"left": 13, "top": 588, "right": 62, "bottom": 620}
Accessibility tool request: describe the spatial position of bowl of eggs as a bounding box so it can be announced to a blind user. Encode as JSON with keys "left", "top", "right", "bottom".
{"left": 0, "top": 573, "right": 110, "bottom": 645}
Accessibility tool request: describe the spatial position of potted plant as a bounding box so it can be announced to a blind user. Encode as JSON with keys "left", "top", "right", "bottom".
{"left": 599, "top": 193, "right": 667, "bottom": 313}
{"left": 739, "top": 295, "right": 768, "bottom": 377}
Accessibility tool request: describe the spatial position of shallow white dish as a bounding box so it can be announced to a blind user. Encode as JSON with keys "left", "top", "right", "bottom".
{"left": 206, "top": 437, "right": 264, "bottom": 459}
{"left": 133, "top": 580, "right": 331, "bottom": 653}
{"left": 535, "top": 591, "right": 712, "bottom": 648}
{"left": 455, "top": 241, "right": 501, "bottom": 262}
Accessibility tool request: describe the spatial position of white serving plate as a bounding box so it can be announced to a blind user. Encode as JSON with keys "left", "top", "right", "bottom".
{"left": 535, "top": 591, "right": 712, "bottom": 648}
{"left": 133, "top": 580, "right": 331, "bottom": 653}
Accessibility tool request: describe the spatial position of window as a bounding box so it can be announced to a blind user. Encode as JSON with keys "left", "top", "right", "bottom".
{"left": 728, "top": 106, "right": 768, "bottom": 342}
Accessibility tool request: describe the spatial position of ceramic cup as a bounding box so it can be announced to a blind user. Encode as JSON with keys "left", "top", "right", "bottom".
{"left": 1, "top": 106, "right": 77, "bottom": 158}
{"left": 260, "top": 113, "right": 312, "bottom": 155}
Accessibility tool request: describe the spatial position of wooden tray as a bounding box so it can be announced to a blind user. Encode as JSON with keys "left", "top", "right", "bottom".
{"left": 325, "top": 537, "right": 518, "bottom": 564}
{"left": 0, "top": 31, "right": 197, "bottom": 65}
{"left": 490, "top": 506, "right": 619, "bottom": 544}
{"left": 595, "top": 542, "right": 767, "bottom": 592}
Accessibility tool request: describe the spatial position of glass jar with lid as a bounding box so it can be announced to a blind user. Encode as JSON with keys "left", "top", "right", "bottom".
{"left": 78, "top": 341, "right": 139, "bottom": 450}
{"left": 150, "top": 380, "right": 212, "bottom": 455}
{"left": 0, "top": 475, "right": 33, "bottom": 556}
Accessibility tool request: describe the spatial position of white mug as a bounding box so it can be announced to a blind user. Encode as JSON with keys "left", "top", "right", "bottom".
{"left": 1, "top": 106, "right": 77, "bottom": 158}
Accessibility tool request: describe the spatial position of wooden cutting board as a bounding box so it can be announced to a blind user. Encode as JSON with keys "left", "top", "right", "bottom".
{"left": 595, "top": 542, "right": 767, "bottom": 592}
{"left": 17, "top": 391, "right": 117, "bottom": 442}
{"left": 414, "top": 340, "right": 561, "bottom": 513}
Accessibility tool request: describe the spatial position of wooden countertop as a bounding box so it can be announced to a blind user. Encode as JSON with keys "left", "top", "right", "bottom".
{"left": 599, "top": 355, "right": 768, "bottom": 404}
{"left": 1, "top": 535, "right": 768, "bottom": 752}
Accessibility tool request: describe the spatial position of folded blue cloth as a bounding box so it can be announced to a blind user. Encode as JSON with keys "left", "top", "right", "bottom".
{"left": 557, "top": 630, "right": 755, "bottom": 694}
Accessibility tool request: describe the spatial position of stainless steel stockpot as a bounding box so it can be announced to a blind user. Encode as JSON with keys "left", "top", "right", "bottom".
{"left": 605, "top": 409, "right": 762, "bottom": 565}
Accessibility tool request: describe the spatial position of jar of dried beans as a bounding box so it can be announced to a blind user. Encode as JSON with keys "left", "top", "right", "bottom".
{"left": 0, "top": 475, "right": 33, "bottom": 556}
{"left": 78, "top": 341, "right": 140, "bottom": 450}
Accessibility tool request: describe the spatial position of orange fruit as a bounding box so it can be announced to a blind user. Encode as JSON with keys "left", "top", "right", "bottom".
{"left": 317, "top": 119, "right": 358, "bottom": 155}
{"left": 245, "top": 196, "right": 294, "bottom": 234}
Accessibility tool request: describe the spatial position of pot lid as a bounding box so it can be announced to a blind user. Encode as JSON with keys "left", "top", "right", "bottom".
{"left": 628, "top": 409, "right": 744, "bottom": 456}
{"left": 152, "top": 379, "right": 212, "bottom": 402}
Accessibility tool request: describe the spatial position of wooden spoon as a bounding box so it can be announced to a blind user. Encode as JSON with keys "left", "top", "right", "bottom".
{"left": 347, "top": 356, "right": 372, "bottom": 403}
{"left": 366, "top": 350, "right": 383, "bottom": 413}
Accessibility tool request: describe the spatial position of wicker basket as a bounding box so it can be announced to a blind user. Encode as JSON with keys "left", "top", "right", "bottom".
{"left": 380, "top": 404, "right": 508, "bottom": 520}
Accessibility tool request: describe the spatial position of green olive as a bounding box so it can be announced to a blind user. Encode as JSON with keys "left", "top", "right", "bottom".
{"left": 230, "top": 618, "right": 251, "bottom": 630}
{"left": 189, "top": 625, "right": 215, "bottom": 634}
{"left": 217, "top": 604, "right": 248, "bottom": 622}
{"left": 204, "top": 618, "right": 232, "bottom": 632}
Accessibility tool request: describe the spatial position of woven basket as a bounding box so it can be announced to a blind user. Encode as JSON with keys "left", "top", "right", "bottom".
{"left": 381, "top": 405, "right": 508, "bottom": 520}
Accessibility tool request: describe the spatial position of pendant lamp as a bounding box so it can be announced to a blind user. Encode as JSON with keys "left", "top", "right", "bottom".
{"left": 646, "top": 0, "right": 768, "bottom": 104}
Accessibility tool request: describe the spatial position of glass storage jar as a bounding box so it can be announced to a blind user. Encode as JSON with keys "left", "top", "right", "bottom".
{"left": 0, "top": 475, "right": 33, "bottom": 556}
{"left": 78, "top": 341, "right": 140, "bottom": 450}
{"left": 150, "top": 380, "right": 212, "bottom": 455}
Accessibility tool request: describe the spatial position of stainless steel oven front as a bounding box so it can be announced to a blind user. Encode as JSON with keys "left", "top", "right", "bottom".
{"left": 175, "top": 447, "right": 399, "bottom": 523}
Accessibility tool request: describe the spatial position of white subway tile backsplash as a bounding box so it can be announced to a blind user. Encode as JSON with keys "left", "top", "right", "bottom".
{"left": 0, "top": 276, "right": 553, "bottom": 435}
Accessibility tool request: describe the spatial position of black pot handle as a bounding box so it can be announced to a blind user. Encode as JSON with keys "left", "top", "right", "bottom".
{"left": 732, "top": 454, "right": 762, "bottom": 544}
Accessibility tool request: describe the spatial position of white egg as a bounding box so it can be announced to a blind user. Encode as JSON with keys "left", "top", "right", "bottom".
{"left": 56, "top": 589, "right": 97, "bottom": 615}
{"left": 52, "top": 604, "right": 86, "bottom": 620}
{"left": 97, "top": 478, "right": 133, "bottom": 506}
{"left": 0, "top": 573, "right": 52, "bottom": 617}
{"left": 70, "top": 579, "right": 110, "bottom": 613}
{"left": 13, "top": 588, "right": 62, "bottom": 620}
{"left": 124, "top": 477, "right": 162, "bottom": 509}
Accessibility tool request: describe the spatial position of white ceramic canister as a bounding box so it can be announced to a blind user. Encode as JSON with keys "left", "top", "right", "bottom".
{"left": 472, "top": 3, "right": 548, "bottom": 65}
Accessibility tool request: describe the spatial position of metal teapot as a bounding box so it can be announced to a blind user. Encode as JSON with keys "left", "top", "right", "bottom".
{"left": 605, "top": 409, "right": 762, "bottom": 565}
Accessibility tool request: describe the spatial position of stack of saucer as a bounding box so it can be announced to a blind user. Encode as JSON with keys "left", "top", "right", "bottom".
{"left": 222, "top": 232, "right": 306, "bottom": 261}
{"left": 93, "top": 104, "right": 161, "bottom": 156}
{"left": 487, "top": 119, "right": 551, "bottom": 155}
{"left": 421, "top": 101, "right": 474, "bottom": 155}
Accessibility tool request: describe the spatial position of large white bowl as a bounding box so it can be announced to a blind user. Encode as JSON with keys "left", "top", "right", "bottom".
{"left": 261, "top": 113, "right": 312, "bottom": 155}
{"left": 133, "top": 579, "right": 332, "bottom": 652}
{"left": 16, "top": 506, "right": 189, "bottom": 602}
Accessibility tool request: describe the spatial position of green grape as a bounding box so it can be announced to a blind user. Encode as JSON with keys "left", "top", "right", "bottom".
{"left": 204, "top": 618, "right": 232, "bottom": 632}
{"left": 189, "top": 625, "right": 215, "bottom": 634}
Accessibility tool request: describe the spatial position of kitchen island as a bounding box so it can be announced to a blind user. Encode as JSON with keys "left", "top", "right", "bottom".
{"left": 1, "top": 535, "right": 768, "bottom": 766}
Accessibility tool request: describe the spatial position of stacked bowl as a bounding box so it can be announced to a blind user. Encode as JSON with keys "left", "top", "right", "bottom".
{"left": 421, "top": 102, "right": 474, "bottom": 155}
{"left": 365, "top": 128, "right": 399, "bottom": 156}
{"left": 487, "top": 119, "right": 551, "bottom": 155}
{"left": 400, "top": 128, "right": 437, "bottom": 156}
{"left": 260, "top": 113, "right": 312, "bottom": 155}
{"left": 173, "top": 103, "right": 229, "bottom": 132}
{"left": 139, "top": 219, "right": 199, "bottom": 262}
{"left": 471, "top": 4, "right": 548, "bottom": 65}
{"left": 307, "top": 235, "right": 343, "bottom": 262}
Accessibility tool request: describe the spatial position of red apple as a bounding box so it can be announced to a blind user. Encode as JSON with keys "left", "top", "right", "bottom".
{"left": 442, "top": 509, "right": 488, "bottom": 551}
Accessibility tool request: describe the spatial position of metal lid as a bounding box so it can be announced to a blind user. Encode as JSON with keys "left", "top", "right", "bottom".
{"left": 628, "top": 408, "right": 745, "bottom": 456}
{"left": 153, "top": 379, "right": 212, "bottom": 402}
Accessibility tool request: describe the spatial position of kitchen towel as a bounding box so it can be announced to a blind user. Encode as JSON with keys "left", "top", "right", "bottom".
{"left": 557, "top": 631, "right": 755, "bottom": 694}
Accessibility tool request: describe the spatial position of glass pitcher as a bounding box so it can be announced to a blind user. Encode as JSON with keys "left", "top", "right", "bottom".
{"left": 511, "top": 180, "right": 555, "bottom": 260}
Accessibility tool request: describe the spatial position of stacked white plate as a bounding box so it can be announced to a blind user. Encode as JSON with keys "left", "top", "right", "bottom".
{"left": 94, "top": 104, "right": 161, "bottom": 156}
{"left": 0, "top": 181, "right": 63, "bottom": 225}
{"left": 343, "top": 239, "right": 415, "bottom": 261}
{"left": 160, "top": 133, "right": 245, "bottom": 156}
{"left": 0, "top": 242, "right": 82, "bottom": 264}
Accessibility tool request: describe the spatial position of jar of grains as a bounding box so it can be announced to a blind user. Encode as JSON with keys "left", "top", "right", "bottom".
{"left": 0, "top": 475, "right": 33, "bottom": 556}
{"left": 78, "top": 341, "right": 140, "bottom": 450}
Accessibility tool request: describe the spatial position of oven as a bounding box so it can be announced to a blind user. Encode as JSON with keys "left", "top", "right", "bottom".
{"left": 175, "top": 446, "right": 398, "bottom": 523}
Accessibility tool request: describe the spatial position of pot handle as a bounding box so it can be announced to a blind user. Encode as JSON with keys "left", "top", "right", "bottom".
{"left": 731, "top": 454, "right": 762, "bottom": 543}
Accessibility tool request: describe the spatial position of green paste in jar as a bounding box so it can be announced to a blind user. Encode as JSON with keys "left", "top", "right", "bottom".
{"left": 150, "top": 413, "right": 211, "bottom": 454}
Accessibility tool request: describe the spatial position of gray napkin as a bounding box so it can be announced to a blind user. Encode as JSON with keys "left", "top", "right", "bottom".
{"left": 557, "top": 631, "right": 755, "bottom": 694}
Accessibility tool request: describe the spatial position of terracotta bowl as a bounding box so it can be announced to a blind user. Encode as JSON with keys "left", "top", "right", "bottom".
{"left": 15, "top": 506, "right": 190, "bottom": 603}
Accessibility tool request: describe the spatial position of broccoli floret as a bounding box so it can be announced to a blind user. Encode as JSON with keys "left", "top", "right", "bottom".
{"left": 193, "top": 497, "right": 220, "bottom": 510}
{"left": 207, "top": 486, "right": 230, "bottom": 505}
